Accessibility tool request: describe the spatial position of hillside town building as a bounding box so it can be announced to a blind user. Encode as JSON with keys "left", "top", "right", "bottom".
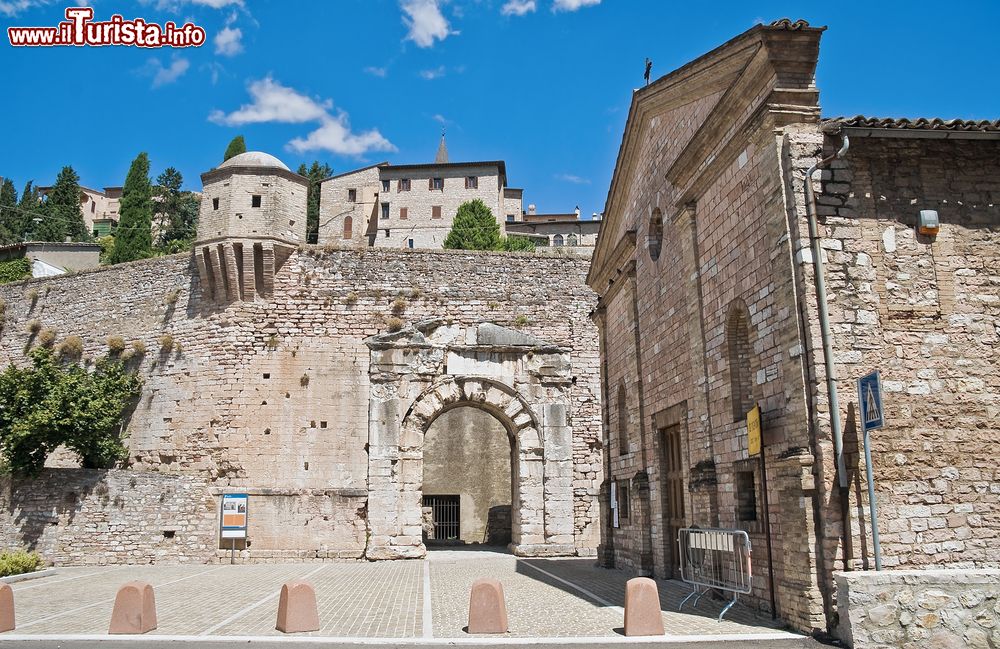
{"left": 36, "top": 184, "right": 121, "bottom": 237}
{"left": 588, "top": 18, "right": 1000, "bottom": 639}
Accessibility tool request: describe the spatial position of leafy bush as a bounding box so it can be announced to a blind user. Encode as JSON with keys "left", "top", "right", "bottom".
{"left": 0, "top": 347, "right": 142, "bottom": 474}
{"left": 25, "top": 319, "right": 41, "bottom": 334}
{"left": 386, "top": 317, "right": 404, "bottom": 333}
{"left": 158, "top": 334, "right": 175, "bottom": 352}
{"left": 391, "top": 297, "right": 406, "bottom": 314}
{"left": 0, "top": 550, "right": 42, "bottom": 577}
{"left": 0, "top": 258, "right": 31, "bottom": 285}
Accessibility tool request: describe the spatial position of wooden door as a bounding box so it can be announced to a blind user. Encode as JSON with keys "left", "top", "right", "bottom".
{"left": 660, "top": 424, "right": 686, "bottom": 578}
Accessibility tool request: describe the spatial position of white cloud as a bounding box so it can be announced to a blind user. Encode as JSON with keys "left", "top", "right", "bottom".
{"left": 153, "top": 0, "right": 244, "bottom": 8}
{"left": 364, "top": 66, "right": 388, "bottom": 78}
{"left": 214, "top": 25, "right": 243, "bottom": 56}
{"left": 552, "top": 0, "right": 599, "bottom": 11}
{"left": 288, "top": 114, "right": 396, "bottom": 157}
{"left": 401, "top": 0, "right": 454, "bottom": 48}
{"left": 209, "top": 76, "right": 331, "bottom": 125}
{"left": 555, "top": 173, "right": 590, "bottom": 185}
{"left": 419, "top": 65, "right": 447, "bottom": 80}
{"left": 149, "top": 56, "right": 190, "bottom": 87}
{"left": 432, "top": 114, "right": 451, "bottom": 125}
{"left": 212, "top": 76, "right": 396, "bottom": 157}
{"left": 0, "top": 0, "right": 55, "bottom": 16}
{"left": 501, "top": 0, "right": 536, "bottom": 16}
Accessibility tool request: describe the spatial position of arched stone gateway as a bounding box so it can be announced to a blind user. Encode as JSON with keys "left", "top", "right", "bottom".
{"left": 365, "top": 319, "right": 577, "bottom": 559}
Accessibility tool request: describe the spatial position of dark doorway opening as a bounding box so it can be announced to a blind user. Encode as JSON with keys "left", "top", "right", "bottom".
{"left": 660, "top": 423, "right": 686, "bottom": 578}
{"left": 423, "top": 494, "right": 460, "bottom": 543}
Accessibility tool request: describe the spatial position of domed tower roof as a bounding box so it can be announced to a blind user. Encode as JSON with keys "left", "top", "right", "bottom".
{"left": 219, "top": 151, "right": 290, "bottom": 172}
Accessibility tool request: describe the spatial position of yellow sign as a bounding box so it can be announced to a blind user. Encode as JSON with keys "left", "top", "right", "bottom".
{"left": 747, "top": 405, "right": 761, "bottom": 456}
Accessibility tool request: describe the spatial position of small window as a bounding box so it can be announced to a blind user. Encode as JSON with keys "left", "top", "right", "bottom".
{"left": 381, "top": 203, "right": 390, "bottom": 220}
{"left": 251, "top": 195, "right": 261, "bottom": 208}
{"left": 431, "top": 205, "right": 442, "bottom": 219}
{"left": 465, "top": 176, "right": 478, "bottom": 189}
{"left": 384, "top": 229, "right": 390, "bottom": 238}
{"left": 347, "top": 188, "right": 357, "bottom": 203}
{"left": 407, "top": 239, "right": 414, "bottom": 249}
{"left": 736, "top": 470, "right": 758, "bottom": 522}
{"left": 567, "top": 233, "right": 578, "bottom": 247}
{"left": 553, "top": 234, "right": 564, "bottom": 247}
{"left": 91, "top": 202, "right": 95, "bottom": 213}
{"left": 343, "top": 215, "right": 353, "bottom": 240}
{"left": 399, "top": 178, "right": 411, "bottom": 192}
{"left": 399, "top": 207, "right": 408, "bottom": 220}
{"left": 617, "top": 480, "right": 630, "bottom": 520}
{"left": 320, "top": 421, "right": 327, "bottom": 429}
{"left": 381, "top": 180, "right": 390, "bottom": 193}
{"left": 506, "top": 214, "right": 515, "bottom": 222}
{"left": 212, "top": 197, "right": 219, "bottom": 210}
{"left": 430, "top": 177, "right": 444, "bottom": 191}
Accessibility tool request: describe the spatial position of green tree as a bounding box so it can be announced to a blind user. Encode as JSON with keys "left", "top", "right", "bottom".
{"left": 154, "top": 167, "right": 200, "bottom": 252}
{"left": 500, "top": 235, "right": 536, "bottom": 252}
{"left": 0, "top": 179, "right": 17, "bottom": 245}
{"left": 0, "top": 347, "right": 142, "bottom": 474}
{"left": 223, "top": 135, "right": 246, "bottom": 161}
{"left": 13, "top": 182, "right": 41, "bottom": 243}
{"left": 296, "top": 161, "right": 333, "bottom": 244}
{"left": 109, "top": 152, "right": 153, "bottom": 264}
{"left": 443, "top": 200, "right": 502, "bottom": 251}
{"left": 36, "top": 166, "right": 87, "bottom": 242}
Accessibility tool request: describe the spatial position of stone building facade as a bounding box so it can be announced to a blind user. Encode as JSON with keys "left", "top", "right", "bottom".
{"left": 318, "top": 158, "right": 510, "bottom": 250}
{"left": 587, "top": 19, "right": 1000, "bottom": 636}
{"left": 0, "top": 152, "right": 602, "bottom": 564}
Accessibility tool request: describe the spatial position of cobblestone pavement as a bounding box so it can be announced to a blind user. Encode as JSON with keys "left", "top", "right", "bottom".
{"left": 5, "top": 549, "right": 801, "bottom": 641}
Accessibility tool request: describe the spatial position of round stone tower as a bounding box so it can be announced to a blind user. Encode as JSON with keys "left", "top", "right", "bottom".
{"left": 194, "top": 152, "right": 308, "bottom": 302}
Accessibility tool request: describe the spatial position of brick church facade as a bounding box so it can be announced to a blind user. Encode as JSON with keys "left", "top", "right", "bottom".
{"left": 587, "top": 19, "right": 1000, "bottom": 633}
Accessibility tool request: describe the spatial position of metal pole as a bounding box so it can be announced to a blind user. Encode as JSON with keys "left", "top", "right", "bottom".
{"left": 804, "top": 135, "right": 851, "bottom": 489}
{"left": 230, "top": 538, "right": 235, "bottom": 565}
{"left": 758, "top": 417, "right": 777, "bottom": 618}
{"left": 862, "top": 427, "right": 882, "bottom": 570}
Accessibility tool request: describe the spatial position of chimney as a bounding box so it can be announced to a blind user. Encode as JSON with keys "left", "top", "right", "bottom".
{"left": 528, "top": 204, "right": 536, "bottom": 215}
{"left": 574, "top": 205, "right": 581, "bottom": 219}
{"left": 593, "top": 212, "right": 602, "bottom": 221}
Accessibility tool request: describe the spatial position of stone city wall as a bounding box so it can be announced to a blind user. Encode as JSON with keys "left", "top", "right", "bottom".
{"left": 0, "top": 469, "right": 216, "bottom": 565}
{"left": 0, "top": 247, "right": 601, "bottom": 562}
{"left": 835, "top": 569, "right": 1000, "bottom": 649}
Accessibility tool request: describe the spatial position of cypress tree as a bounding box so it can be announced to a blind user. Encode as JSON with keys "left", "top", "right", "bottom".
{"left": 37, "top": 166, "right": 87, "bottom": 242}
{"left": 297, "top": 161, "right": 333, "bottom": 244}
{"left": 443, "top": 199, "right": 502, "bottom": 251}
{"left": 109, "top": 152, "right": 153, "bottom": 264}
{"left": 15, "top": 181, "right": 40, "bottom": 242}
{"left": 154, "top": 167, "right": 199, "bottom": 252}
{"left": 0, "top": 179, "right": 17, "bottom": 245}
{"left": 223, "top": 135, "right": 246, "bottom": 161}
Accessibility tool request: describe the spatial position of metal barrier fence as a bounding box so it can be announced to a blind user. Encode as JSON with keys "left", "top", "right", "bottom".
{"left": 677, "top": 527, "right": 752, "bottom": 622}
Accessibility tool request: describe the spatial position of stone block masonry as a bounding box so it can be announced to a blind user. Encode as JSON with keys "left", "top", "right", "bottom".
{"left": 835, "top": 569, "right": 1000, "bottom": 649}
{"left": 0, "top": 469, "right": 216, "bottom": 564}
{"left": 0, "top": 246, "right": 601, "bottom": 563}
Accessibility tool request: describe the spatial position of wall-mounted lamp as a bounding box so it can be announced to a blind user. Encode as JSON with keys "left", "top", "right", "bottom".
{"left": 918, "top": 209, "right": 940, "bottom": 236}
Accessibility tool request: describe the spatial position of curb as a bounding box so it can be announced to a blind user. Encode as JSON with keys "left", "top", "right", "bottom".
{"left": 0, "top": 568, "right": 57, "bottom": 584}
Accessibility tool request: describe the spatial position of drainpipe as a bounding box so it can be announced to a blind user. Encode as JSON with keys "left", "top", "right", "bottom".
{"left": 804, "top": 134, "right": 850, "bottom": 489}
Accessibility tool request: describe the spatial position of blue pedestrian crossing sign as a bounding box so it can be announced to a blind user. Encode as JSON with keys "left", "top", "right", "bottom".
{"left": 858, "top": 371, "right": 884, "bottom": 431}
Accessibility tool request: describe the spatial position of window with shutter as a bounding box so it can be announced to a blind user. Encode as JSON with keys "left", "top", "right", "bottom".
{"left": 400, "top": 207, "right": 408, "bottom": 220}
{"left": 432, "top": 206, "right": 442, "bottom": 219}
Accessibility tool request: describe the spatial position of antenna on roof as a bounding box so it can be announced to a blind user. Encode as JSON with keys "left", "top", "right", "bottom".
{"left": 644, "top": 58, "right": 652, "bottom": 86}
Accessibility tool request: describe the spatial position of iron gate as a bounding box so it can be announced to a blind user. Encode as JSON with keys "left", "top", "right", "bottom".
{"left": 423, "top": 495, "right": 460, "bottom": 541}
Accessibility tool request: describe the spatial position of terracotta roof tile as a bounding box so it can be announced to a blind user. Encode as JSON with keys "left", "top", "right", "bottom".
{"left": 826, "top": 115, "right": 1000, "bottom": 132}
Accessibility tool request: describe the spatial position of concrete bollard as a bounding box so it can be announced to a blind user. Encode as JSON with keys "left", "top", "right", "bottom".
{"left": 624, "top": 577, "right": 664, "bottom": 636}
{"left": 108, "top": 581, "right": 157, "bottom": 634}
{"left": 468, "top": 577, "right": 508, "bottom": 634}
{"left": 0, "top": 584, "right": 14, "bottom": 632}
{"left": 276, "top": 580, "right": 320, "bottom": 633}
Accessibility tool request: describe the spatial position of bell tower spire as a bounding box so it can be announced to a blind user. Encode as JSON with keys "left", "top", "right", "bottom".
{"left": 435, "top": 129, "right": 449, "bottom": 164}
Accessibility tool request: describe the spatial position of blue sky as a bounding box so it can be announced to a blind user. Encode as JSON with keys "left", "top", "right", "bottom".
{"left": 1, "top": 0, "right": 998, "bottom": 220}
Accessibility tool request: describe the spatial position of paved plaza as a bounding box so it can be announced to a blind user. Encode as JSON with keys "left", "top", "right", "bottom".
{"left": 0, "top": 549, "right": 817, "bottom": 646}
